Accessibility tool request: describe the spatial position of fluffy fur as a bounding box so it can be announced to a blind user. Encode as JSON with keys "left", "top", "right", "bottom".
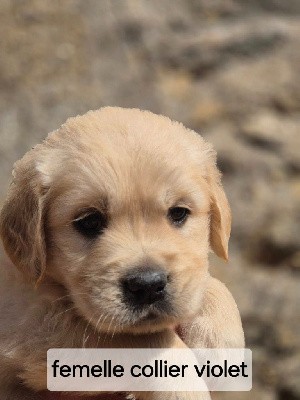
{"left": 0, "top": 107, "right": 244, "bottom": 400}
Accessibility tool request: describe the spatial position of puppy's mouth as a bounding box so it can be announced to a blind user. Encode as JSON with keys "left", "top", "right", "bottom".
{"left": 122, "top": 297, "right": 178, "bottom": 331}
{"left": 140, "top": 311, "right": 162, "bottom": 321}
{"left": 135, "top": 309, "right": 173, "bottom": 325}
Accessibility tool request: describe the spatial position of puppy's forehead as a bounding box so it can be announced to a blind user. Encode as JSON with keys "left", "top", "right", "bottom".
{"left": 38, "top": 108, "right": 212, "bottom": 213}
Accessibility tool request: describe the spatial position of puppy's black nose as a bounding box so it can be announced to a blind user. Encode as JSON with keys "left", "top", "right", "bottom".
{"left": 122, "top": 268, "right": 168, "bottom": 306}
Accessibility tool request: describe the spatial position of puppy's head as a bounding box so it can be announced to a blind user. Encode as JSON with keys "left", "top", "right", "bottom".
{"left": 0, "top": 107, "right": 230, "bottom": 334}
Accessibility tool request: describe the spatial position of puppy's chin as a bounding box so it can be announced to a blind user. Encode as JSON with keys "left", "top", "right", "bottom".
{"left": 120, "top": 307, "right": 179, "bottom": 334}
{"left": 100, "top": 313, "right": 178, "bottom": 335}
{"left": 82, "top": 303, "right": 180, "bottom": 335}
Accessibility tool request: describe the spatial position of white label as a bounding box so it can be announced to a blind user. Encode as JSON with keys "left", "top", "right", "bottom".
{"left": 47, "top": 348, "right": 252, "bottom": 392}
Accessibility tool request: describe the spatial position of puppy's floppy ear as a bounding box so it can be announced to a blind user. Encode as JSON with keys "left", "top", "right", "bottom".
{"left": 208, "top": 173, "right": 231, "bottom": 261}
{"left": 0, "top": 149, "right": 47, "bottom": 283}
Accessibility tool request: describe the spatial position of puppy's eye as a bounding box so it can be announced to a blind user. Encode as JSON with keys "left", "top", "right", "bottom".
{"left": 73, "top": 210, "right": 107, "bottom": 238}
{"left": 168, "top": 207, "right": 190, "bottom": 226}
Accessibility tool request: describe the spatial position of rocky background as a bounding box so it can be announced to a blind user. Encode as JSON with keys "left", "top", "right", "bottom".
{"left": 0, "top": 1, "right": 299, "bottom": 399}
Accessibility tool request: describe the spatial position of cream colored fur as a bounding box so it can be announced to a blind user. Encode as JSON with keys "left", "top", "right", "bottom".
{"left": 0, "top": 107, "right": 244, "bottom": 400}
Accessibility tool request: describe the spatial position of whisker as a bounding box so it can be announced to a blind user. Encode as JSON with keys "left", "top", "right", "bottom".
{"left": 96, "top": 314, "right": 110, "bottom": 340}
{"left": 51, "top": 292, "right": 89, "bottom": 304}
{"left": 111, "top": 316, "right": 121, "bottom": 340}
{"left": 95, "top": 314, "right": 107, "bottom": 348}
{"left": 94, "top": 313, "right": 106, "bottom": 335}
{"left": 55, "top": 306, "right": 77, "bottom": 318}
{"left": 72, "top": 318, "right": 84, "bottom": 347}
{"left": 103, "top": 311, "right": 118, "bottom": 343}
{"left": 82, "top": 314, "right": 95, "bottom": 348}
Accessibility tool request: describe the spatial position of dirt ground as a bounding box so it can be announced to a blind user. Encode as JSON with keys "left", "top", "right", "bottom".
{"left": 0, "top": 1, "right": 299, "bottom": 399}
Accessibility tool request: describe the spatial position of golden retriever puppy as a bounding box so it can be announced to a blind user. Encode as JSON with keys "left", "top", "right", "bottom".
{"left": 0, "top": 107, "right": 244, "bottom": 400}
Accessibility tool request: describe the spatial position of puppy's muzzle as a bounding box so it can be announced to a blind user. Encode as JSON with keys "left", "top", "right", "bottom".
{"left": 122, "top": 266, "right": 168, "bottom": 307}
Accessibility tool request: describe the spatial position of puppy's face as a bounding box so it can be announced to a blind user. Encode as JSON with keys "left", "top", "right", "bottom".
{"left": 0, "top": 108, "right": 231, "bottom": 334}
{"left": 46, "top": 141, "right": 211, "bottom": 334}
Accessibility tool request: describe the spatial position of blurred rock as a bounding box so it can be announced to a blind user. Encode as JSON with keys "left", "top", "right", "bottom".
{"left": 278, "top": 356, "right": 300, "bottom": 400}
{"left": 236, "top": 0, "right": 300, "bottom": 15}
{"left": 155, "top": 17, "right": 288, "bottom": 78}
{"left": 289, "top": 251, "right": 300, "bottom": 270}
{"left": 241, "top": 112, "right": 300, "bottom": 175}
{"left": 253, "top": 212, "right": 300, "bottom": 267}
{"left": 241, "top": 112, "right": 298, "bottom": 148}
